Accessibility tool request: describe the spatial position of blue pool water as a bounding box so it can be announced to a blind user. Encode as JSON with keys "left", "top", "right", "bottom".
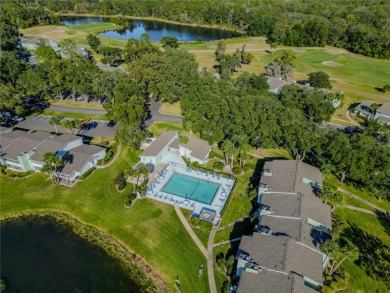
{"left": 162, "top": 174, "right": 220, "bottom": 204}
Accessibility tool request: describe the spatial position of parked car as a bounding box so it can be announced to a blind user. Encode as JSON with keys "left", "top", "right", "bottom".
{"left": 1, "top": 111, "right": 11, "bottom": 119}
{"left": 11, "top": 116, "right": 25, "bottom": 122}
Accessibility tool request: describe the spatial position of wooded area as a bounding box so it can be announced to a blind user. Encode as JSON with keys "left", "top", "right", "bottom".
{"left": 3, "top": 0, "right": 390, "bottom": 59}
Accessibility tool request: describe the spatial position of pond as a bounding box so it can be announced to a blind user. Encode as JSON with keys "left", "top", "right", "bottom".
{"left": 60, "top": 16, "right": 239, "bottom": 41}
{"left": 0, "top": 217, "right": 142, "bottom": 293}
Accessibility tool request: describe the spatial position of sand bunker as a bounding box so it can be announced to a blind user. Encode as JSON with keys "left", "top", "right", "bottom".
{"left": 325, "top": 48, "right": 345, "bottom": 55}
{"left": 322, "top": 61, "right": 343, "bottom": 67}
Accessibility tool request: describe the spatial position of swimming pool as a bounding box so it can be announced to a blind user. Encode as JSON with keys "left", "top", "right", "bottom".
{"left": 162, "top": 173, "right": 220, "bottom": 204}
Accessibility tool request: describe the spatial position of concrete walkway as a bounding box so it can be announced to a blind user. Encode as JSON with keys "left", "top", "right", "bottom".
{"left": 341, "top": 205, "right": 390, "bottom": 219}
{"left": 337, "top": 187, "right": 389, "bottom": 214}
{"left": 174, "top": 206, "right": 217, "bottom": 293}
{"left": 207, "top": 228, "right": 218, "bottom": 293}
{"left": 213, "top": 237, "right": 242, "bottom": 247}
{"left": 174, "top": 206, "right": 207, "bottom": 257}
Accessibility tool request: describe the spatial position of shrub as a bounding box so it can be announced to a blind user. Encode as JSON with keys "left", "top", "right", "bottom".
{"left": 191, "top": 161, "right": 201, "bottom": 168}
{"left": 103, "top": 150, "right": 113, "bottom": 164}
{"left": 190, "top": 216, "right": 200, "bottom": 226}
{"left": 215, "top": 152, "right": 224, "bottom": 160}
{"left": 209, "top": 151, "right": 216, "bottom": 159}
{"left": 199, "top": 220, "right": 213, "bottom": 231}
{"left": 114, "top": 172, "right": 125, "bottom": 187}
{"left": 118, "top": 181, "right": 126, "bottom": 191}
{"left": 244, "top": 165, "right": 254, "bottom": 172}
{"left": 79, "top": 167, "right": 95, "bottom": 180}
{"left": 226, "top": 255, "right": 236, "bottom": 275}
{"left": 100, "top": 141, "right": 110, "bottom": 147}
{"left": 128, "top": 193, "right": 137, "bottom": 201}
{"left": 213, "top": 161, "right": 225, "bottom": 171}
{"left": 233, "top": 166, "right": 242, "bottom": 175}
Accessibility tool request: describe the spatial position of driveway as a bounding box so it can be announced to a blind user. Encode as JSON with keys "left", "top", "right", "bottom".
{"left": 145, "top": 99, "right": 183, "bottom": 127}
{"left": 16, "top": 115, "right": 119, "bottom": 137}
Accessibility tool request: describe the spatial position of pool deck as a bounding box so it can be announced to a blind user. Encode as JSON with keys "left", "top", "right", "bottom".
{"left": 146, "top": 163, "right": 235, "bottom": 227}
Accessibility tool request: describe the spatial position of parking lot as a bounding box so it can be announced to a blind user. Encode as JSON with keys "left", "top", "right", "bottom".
{"left": 16, "top": 115, "right": 119, "bottom": 137}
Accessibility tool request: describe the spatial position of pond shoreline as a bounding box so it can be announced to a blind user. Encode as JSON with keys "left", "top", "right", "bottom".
{"left": 56, "top": 12, "right": 245, "bottom": 35}
{"left": 0, "top": 211, "right": 169, "bottom": 293}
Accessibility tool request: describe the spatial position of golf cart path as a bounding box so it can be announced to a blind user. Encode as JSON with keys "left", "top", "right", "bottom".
{"left": 174, "top": 206, "right": 217, "bottom": 293}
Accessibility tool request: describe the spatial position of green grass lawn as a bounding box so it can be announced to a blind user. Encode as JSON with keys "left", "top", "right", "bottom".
{"left": 334, "top": 208, "right": 390, "bottom": 292}
{"left": 42, "top": 110, "right": 108, "bottom": 121}
{"left": 325, "top": 174, "right": 390, "bottom": 211}
{"left": 0, "top": 147, "right": 209, "bottom": 292}
{"left": 50, "top": 99, "right": 104, "bottom": 109}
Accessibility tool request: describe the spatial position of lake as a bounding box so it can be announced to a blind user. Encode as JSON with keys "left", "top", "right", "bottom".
{"left": 60, "top": 16, "right": 238, "bottom": 41}
{"left": 0, "top": 217, "right": 141, "bottom": 293}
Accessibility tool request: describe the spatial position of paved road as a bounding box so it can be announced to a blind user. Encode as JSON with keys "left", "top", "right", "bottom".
{"left": 49, "top": 105, "right": 107, "bottom": 115}
{"left": 17, "top": 115, "right": 119, "bottom": 137}
{"left": 146, "top": 99, "right": 183, "bottom": 127}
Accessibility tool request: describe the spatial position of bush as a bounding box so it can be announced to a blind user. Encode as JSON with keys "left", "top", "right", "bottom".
{"left": 215, "top": 152, "right": 224, "bottom": 160}
{"left": 244, "top": 165, "right": 254, "bottom": 172}
{"left": 213, "top": 161, "right": 225, "bottom": 171}
{"left": 118, "top": 181, "right": 126, "bottom": 191}
{"left": 190, "top": 216, "right": 200, "bottom": 226}
{"left": 199, "top": 220, "right": 213, "bottom": 231}
{"left": 233, "top": 166, "right": 242, "bottom": 175}
{"left": 79, "top": 167, "right": 95, "bottom": 180}
{"left": 209, "top": 151, "right": 216, "bottom": 159}
{"left": 103, "top": 150, "right": 114, "bottom": 164}
{"left": 191, "top": 161, "right": 201, "bottom": 168}
{"left": 100, "top": 141, "right": 110, "bottom": 147}
{"left": 128, "top": 193, "right": 137, "bottom": 201}
{"left": 6, "top": 170, "right": 34, "bottom": 178}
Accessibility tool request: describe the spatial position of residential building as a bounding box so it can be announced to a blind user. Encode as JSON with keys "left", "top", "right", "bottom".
{"left": 54, "top": 144, "right": 106, "bottom": 180}
{"left": 236, "top": 233, "right": 324, "bottom": 290}
{"left": 140, "top": 131, "right": 179, "bottom": 166}
{"left": 350, "top": 101, "right": 375, "bottom": 119}
{"left": 266, "top": 76, "right": 292, "bottom": 95}
{"left": 374, "top": 102, "right": 390, "bottom": 125}
{"left": 139, "top": 131, "right": 212, "bottom": 166}
{"left": 237, "top": 269, "right": 318, "bottom": 293}
{"left": 0, "top": 129, "right": 104, "bottom": 181}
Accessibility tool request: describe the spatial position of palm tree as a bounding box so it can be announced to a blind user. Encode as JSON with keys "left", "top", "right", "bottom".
{"left": 124, "top": 167, "right": 137, "bottom": 191}
{"left": 73, "top": 119, "right": 83, "bottom": 135}
{"left": 369, "top": 103, "right": 380, "bottom": 119}
{"left": 321, "top": 240, "right": 359, "bottom": 276}
{"left": 136, "top": 166, "right": 149, "bottom": 187}
{"left": 42, "top": 152, "right": 63, "bottom": 182}
{"left": 61, "top": 119, "right": 73, "bottom": 135}
{"left": 319, "top": 186, "right": 344, "bottom": 212}
{"left": 49, "top": 116, "right": 62, "bottom": 134}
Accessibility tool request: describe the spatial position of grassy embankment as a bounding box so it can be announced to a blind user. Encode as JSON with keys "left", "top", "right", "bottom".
{"left": 0, "top": 146, "right": 210, "bottom": 293}
{"left": 42, "top": 109, "right": 108, "bottom": 121}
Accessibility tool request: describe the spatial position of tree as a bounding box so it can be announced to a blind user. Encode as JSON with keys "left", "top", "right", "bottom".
{"left": 73, "top": 119, "right": 83, "bottom": 135}
{"left": 36, "top": 46, "right": 59, "bottom": 61}
{"left": 321, "top": 239, "right": 359, "bottom": 276}
{"left": 59, "top": 39, "right": 77, "bottom": 58}
{"left": 369, "top": 103, "right": 380, "bottom": 118}
{"left": 42, "top": 151, "right": 63, "bottom": 182}
{"left": 215, "top": 54, "right": 241, "bottom": 78}
{"left": 383, "top": 84, "right": 390, "bottom": 93}
{"left": 197, "top": 37, "right": 202, "bottom": 43}
{"left": 60, "top": 119, "right": 73, "bottom": 135}
{"left": 308, "top": 71, "right": 332, "bottom": 89}
{"left": 49, "top": 116, "right": 62, "bottom": 134}
{"left": 319, "top": 186, "right": 344, "bottom": 212}
{"left": 179, "top": 135, "right": 189, "bottom": 144}
{"left": 215, "top": 41, "right": 226, "bottom": 55}
{"left": 86, "top": 34, "right": 101, "bottom": 52}
{"left": 270, "top": 42, "right": 277, "bottom": 52}
{"left": 161, "top": 36, "right": 179, "bottom": 48}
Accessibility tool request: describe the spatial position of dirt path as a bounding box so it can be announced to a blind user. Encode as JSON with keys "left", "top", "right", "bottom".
{"left": 345, "top": 111, "right": 360, "bottom": 125}
{"left": 341, "top": 205, "right": 390, "bottom": 219}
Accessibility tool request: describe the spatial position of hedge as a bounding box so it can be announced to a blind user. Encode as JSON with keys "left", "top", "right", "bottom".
{"left": 78, "top": 167, "right": 96, "bottom": 180}
{"left": 233, "top": 166, "right": 242, "bottom": 175}
{"left": 199, "top": 220, "right": 213, "bottom": 231}
{"left": 213, "top": 161, "right": 225, "bottom": 171}
{"left": 209, "top": 151, "right": 216, "bottom": 159}
{"left": 215, "top": 152, "right": 224, "bottom": 160}
{"left": 190, "top": 216, "right": 200, "bottom": 226}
